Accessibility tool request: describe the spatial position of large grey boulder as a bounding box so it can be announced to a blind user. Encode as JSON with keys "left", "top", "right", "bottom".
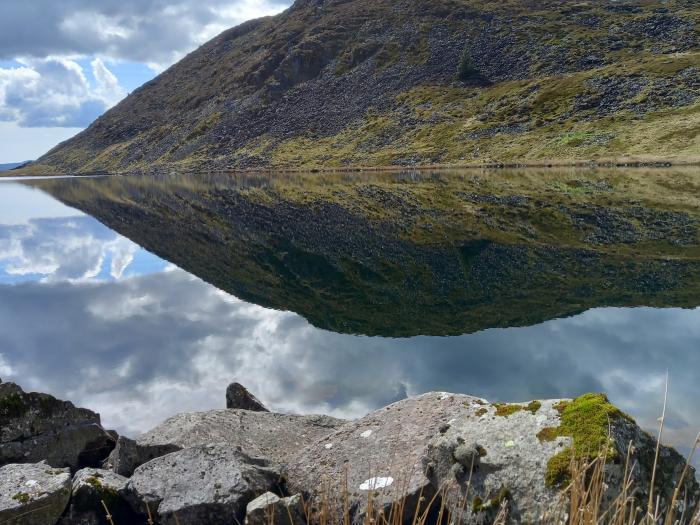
{"left": 226, "top": 382, "right": 269, "bottom": 412}
{"left": 123, "top": 444, "right": 281, "bottom": 525}
{"left": 285, "top": 392, "right": 485, "bottom": 524}
{"left": 245, "top": 492, "right": 305, "bottom": 525}
{"left": 425, "top": 394, "right": 700, "bottom": 524}
{"left": 58, "top": 468, "right": 140, "bottom": 525}
{"left": 0, "top": 382, "right": 115, "bottom": 471}
{"left": 285, "top": 392, "right": 700, "bottom": 524}
{"left": 0, "top": 462, "right": 71, "bottom": 525}
{"left": 105, "top": 409, "right": 344, "bottom": 476}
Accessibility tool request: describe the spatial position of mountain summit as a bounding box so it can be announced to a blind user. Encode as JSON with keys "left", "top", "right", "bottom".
{"left": 28, "top": 0, "right": 700, "bottom": 174}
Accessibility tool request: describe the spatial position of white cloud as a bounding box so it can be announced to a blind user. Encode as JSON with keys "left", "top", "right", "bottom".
{"left": 0, "top": 57, "right": 126, "bottom": 128}
{"left": 0, "top": 1, "right": 291, "bottom": 68}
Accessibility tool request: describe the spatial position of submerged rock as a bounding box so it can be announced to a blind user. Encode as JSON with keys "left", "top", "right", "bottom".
{"left": 124, "top": 445, "right": 281, "bottom": 525}
{"left": 0, "top": 462, "right": 71, "bottom": 525}
{"left": 245, "top": 492, "right": 305, "bottom": 525}
{"left": 0, "top": 382, "right": 116, "bottom": 471}
{"left": 226, "top": 382, "right": 269, "bottom": 412}
{"left": 58, "top": 468, "right": 139, "bottom": 525}
{"left": 106, "top": 409, "right": 343, "bottom": 476}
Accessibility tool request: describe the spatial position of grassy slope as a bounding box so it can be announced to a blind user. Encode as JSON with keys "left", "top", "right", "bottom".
{"left": 17, "top": 0, "right": 700, "bottom": 175}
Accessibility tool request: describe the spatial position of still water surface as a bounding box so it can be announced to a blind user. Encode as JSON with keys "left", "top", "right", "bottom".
{"left": 0, "top": 171, "right": 698, "bottom": 469}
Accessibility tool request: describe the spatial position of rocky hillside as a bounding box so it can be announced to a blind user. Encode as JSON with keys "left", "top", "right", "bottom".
{"left": 23, "top": 0, "right": 700, "bottom": 175}
{"left": 33, "top": 169, "right": 700, "bottom": 337}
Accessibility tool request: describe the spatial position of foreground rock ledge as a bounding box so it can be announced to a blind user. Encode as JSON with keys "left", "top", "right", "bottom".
{"left": 0, "top": 383, "right": 697, "bottom": 525}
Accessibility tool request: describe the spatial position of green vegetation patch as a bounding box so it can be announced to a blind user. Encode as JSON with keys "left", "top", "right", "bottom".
{"left": 543, "top": 393, "right": 630, "bottom": 487}
{"left": 0, "top": 393, "right": 28, "bottom": 418}
{"left": 12, "top": 492, "right": 31, "bottom": 504}
{"left": 494, "top": 403, "right": 523, "bottom": 417}
{"left": 472, "top": 487, "right": 511, "bottom": 514}
{"left": 526, "top": 400, "right": 542, "bottom": 414}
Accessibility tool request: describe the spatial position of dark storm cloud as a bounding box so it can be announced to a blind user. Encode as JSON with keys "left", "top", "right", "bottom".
{"left": 0, "top": 0, "right": 291, "bottom": 66}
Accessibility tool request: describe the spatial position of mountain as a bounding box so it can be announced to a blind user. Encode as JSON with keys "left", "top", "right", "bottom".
{"left": 30, "top": 169, "right": 700, "bottom": 337}
{"left": 0, "top": 162, "right": 29, "bottom": 172}
{"left": 25, "top": 0, "right": 700, "bottom": 175}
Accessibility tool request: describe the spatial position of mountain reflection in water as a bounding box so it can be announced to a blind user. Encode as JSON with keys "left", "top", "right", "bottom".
{"left": 0, "top": 169, "right": 699, "bottom": 470}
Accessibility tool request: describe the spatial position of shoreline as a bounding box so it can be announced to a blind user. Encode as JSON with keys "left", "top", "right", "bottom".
{"left": 5, "top": 155, "right": 700, "bottom": 178}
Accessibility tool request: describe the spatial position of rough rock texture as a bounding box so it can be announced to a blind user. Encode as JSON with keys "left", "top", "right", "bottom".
{"left": 245, "top": 492, "right": 305, "bottom": 525}
{"left": 0, "top": 462, "right": 71, "bottom": 525}
{"left": 58, "top": 468, "right": 139, "bottom": 525}
{"left": 0, "top": 382, "right": 116, "bottom": 471}
{"left": 124, "top": 445, "right": 281, "bottom": 525}
{"left": 106, "top": 409, "right": 343, "bottom": 476}
{"left": 425, "top": 397, "right": 700, "bottom": 523}
{"left": 285, "top": 392, "right": 486, "bottom": 523}
{"left": 286, "top": 392, "right": 699, "bottom": 524}
{"left": 226, "top": 382, "right": 269, "bottom": 412}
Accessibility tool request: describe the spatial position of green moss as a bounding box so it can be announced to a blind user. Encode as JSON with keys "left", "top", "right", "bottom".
{"left": 12, "top": 492, "right": 31, "bottom": 504}
{"left": 475, "top": 407, "right": 488, "bottom": 417}
{"left": 472, "top": 487, "right": 511, "bottom": 513}
{"left": 537, "top": 427, "right": 559, "bottom": 443}
{"left": 494, "top": 403, "right": 523, "bottom": 417}
{"left": 0, "top": 393, "right": 28, "bottom": 418}
{"left": 543, "top": 393, "right": 629, "bottom": 487}
{"left": 86, "top": 476, "right": 103, "bottom": 488}
{"left": 526, "top": 400, "right": 542, "bottom": 414}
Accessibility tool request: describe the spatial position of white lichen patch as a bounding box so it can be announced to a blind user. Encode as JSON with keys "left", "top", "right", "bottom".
{"left": 25, "top": 480, "right": 39, "bottom": 488}
{"left": 437, "top": 392, "right": 450, "bottom": 401}
{"left": 504, "top": 440, "right": 516, "bottom": 448}
{"left": 359, "top": 477, "right": 394, "bottom": 491}
{"left": 324, "top": 443, "right": 333, "bottom": 450}
{"left": 360, "top": 430, "right": 373, "bottom": 438}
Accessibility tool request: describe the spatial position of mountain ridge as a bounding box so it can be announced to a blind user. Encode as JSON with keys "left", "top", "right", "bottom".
{"left": 22, "top": 0, "right": 700, "bottom": 175}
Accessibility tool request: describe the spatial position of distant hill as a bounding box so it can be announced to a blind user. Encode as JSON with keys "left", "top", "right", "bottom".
{"left": 0, "top": 162, "right": 29, "bottom": 172}
{"left": 25, "top": 0, "right": 700, "bottom": 175}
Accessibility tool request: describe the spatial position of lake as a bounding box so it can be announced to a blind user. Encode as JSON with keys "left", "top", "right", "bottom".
{"left": 0, "top": 169, "right": 699, "bottom": 471}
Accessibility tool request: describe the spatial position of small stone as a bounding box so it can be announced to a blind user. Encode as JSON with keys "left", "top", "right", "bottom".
{"left": 225, "top": 383, "right": 269, "bottom": 412}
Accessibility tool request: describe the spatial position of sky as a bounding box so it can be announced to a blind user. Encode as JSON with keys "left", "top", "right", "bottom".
{"left": 0, "top": 0, "right": 291, "bottom": 163}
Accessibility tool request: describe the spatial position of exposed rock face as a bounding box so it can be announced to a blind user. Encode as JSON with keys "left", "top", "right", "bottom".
{"left": 0, "top": 382, "right": 116, "bottom": 471}
{"left": 58, "top": 468, "right": 139, "bottom": 525}
{"left": 105, "top": 409, "right": 343, "bottom": 476}
{"left": 226, "top": 382, "right": 269, "bottom": 412}
{"left": 245, "top": 492, "right": 306, "bottom": 525}
{"left": 0, "top": 462, "right": 71, "bottom": 525}
{"left": 123, "top": 445, "right": 281, "bottom": 525}
{"left": 285, "top": 392, "right": 487, "bottom": 523}
{"left": 424, "top": 395, "right": 700, "bottom": 523}
{"left": 286, "top": 393, "right": 700, "bottom": 524}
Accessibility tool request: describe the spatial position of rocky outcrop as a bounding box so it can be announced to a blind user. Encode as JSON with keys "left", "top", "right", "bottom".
{"left": 285, "top": 392, "right": 487, "bottom": 523}
{"left": 0, "top": 382, "right": 116, "bottom": 471}
{"left": 245, "top": 492, "right": 305, "bottom": 525}
{"left": 0, "top": 384, "right": 696, "bottom": 525}
{"left": 226, "top": 382, "right": 269, "bottom": 412}
{"left": 105, "top": 409, "right": 344, "bottom": 476}
{"left": 123, "top": 445, "right": 281, "bottom": 525}
{"left": 58, "top": 468, "right": 138, "bottom": 525}
{"left": 285, "top": 393, "right": 700, "bottom": 524}
{"left": 0, "top": 462, "right": 71, "bottom": 525}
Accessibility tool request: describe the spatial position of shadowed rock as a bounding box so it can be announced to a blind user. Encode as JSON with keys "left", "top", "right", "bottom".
{"left": 124, "top": 445, "right": 281, "bottom": 525}
{"left": 0, "top": 382, "right": 115, "bottom": 471}
{"left": 226, "top": 382, "right": 269, "bottom": 412}
{"left": 0, "top": 462, "right": 71, "bottom": 525}
{"left": 58, "top": 468, "right": 140, "bottom": 525}
{"left": 245, "top": 492, "right": 305, "bottom": 525}
{"left": 106, "top": 409, "right": 344, "bottom": 477}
